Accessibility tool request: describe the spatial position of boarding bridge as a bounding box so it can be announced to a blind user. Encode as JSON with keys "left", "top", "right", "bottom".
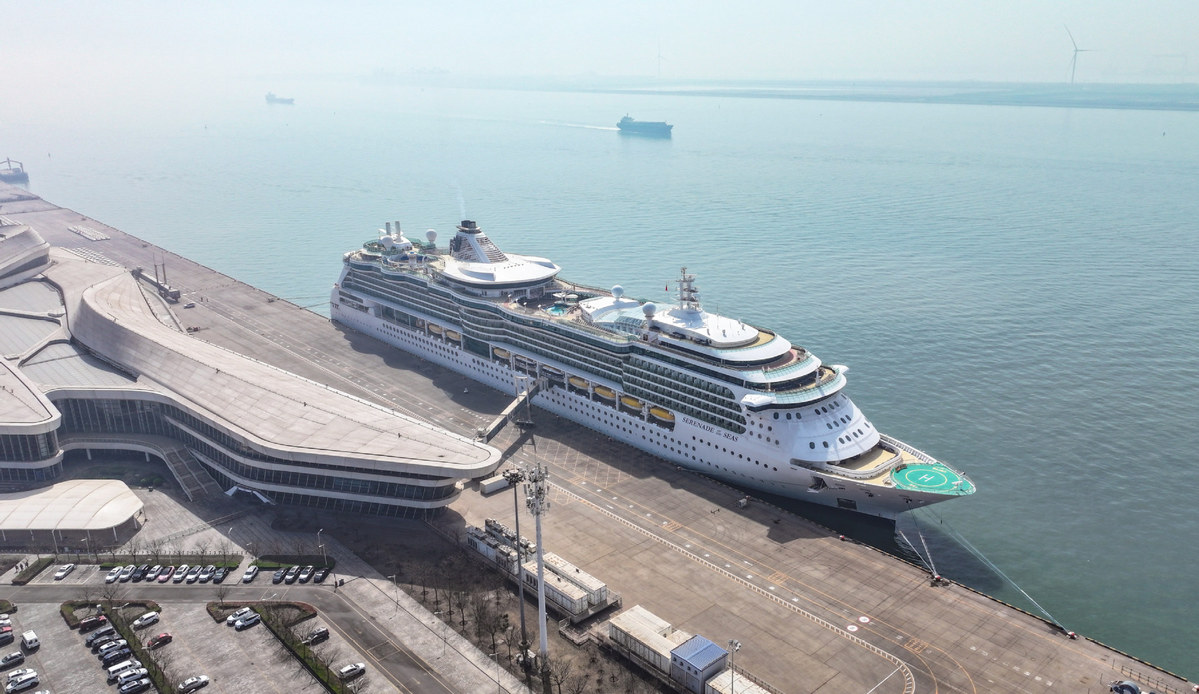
{"left": 477, "top": 378, "right": 540, "bottom": 443}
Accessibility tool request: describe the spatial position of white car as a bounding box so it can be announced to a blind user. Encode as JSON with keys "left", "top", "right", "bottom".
{"left": 53, "top": 563, "right": 75, "bottom": 580}
{"left": 115, "top": 667, "right": 149, "bottom": 687}
{"left": 5, "top": 671, "right": 38, "bottom": 693}
{"left": 233, "top": 613, "right": 260, "bottom": 631}
{"left": 241, "top": 566, "right": 259, "bottom": 583}
{"left": 336, "top": 662, "right": 366, "bottom": 680}
{"left": 131, "top": 611, "right": 159, "bottom": 629}
{"left": 177, "top": 675, "right": 210, "bottom": 693}
{"left": 225, "top": 607, "right": 253, "bottom": 626}
{"left": 105, "top": 567, "right": 123, "bottom": 583}
{"left": 197, "top": 565, "right": 215, "bottom": 583}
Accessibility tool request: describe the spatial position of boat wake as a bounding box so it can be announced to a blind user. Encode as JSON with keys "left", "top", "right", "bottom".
{"left": 538, "top": 120, "right": 618, "bottom": 131}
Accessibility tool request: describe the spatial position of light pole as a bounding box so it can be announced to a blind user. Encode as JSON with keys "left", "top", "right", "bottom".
{"left": 502, "top": 466, "right": 530, "bottom": 671}
{"left": 525, "top": 462, "right": 552, "bottom": 694}
{"left": 488, "top": 652, "right": 502, "bottom": 694}
{"left": 386, "top": 574, "right": 398, "bottom": 612}
{"left": 317, "top": 528, "right": 327, "bottom": 568}
{"left": 434, "top": 611, "right": 447, "bottom": 657}
{"left": 727, "top": 639, "right": 741, "bottom": 694}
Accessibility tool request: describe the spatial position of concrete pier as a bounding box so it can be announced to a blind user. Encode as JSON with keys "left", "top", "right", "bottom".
{"left": 2, "top": 182, "right": 1193, "bottom": 694}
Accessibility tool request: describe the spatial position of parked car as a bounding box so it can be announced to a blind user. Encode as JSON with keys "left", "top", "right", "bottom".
{"left": 197, "top": 565, "right": 215, "bottom": 583}
{"left": 184, "top": 565, "right": 201, "bottom": 583}
{"left": 5, "top": 668, "right": 35, "bottom": 682}
{"left": 297, "top": 565, "right": 314, "bottom": 583}
{"left": 118, "top": 565, "right": 136, "bottom": 582}
{"left": 131, "top": 564, "right": 150, "bottom": 582}
{"left": 147, "top": 632, "right": 172, "bottom": 649}
{"left": 242, "top": 566, "right": 259, "bottom": 583}
{"left": 301, "top": 626, "right": 329, "bottom": 645}
{"left": 313, "top": 567, "right": 330, "bottom": 583}
{"left": 158, "top": 566, "right": 175, "bottom": 583}
{"left": 337, "top": 662, "right": 366, "bottom": 680}
{"left": 53, "top": 563, "right": 75, "bottom": 580}
{"left": 271, "top": 568, "right": 286, "bottom": 584}
{"left": 212, "top": 567, "right": 228, "bottom": 584}
{"left": 145, "top": 565, "right": 163, "bottom": 581}
{"left": 131, "top": 611, "right": 159, "bottom": 629}
{"left": 101, "top": 648, "right": 134, "bottom": 667}
{"left": 177, "top": 675, "right": 210, "bottom": 693}
{"left": 172, "top": 564, "right": 190, "bottom": 583}
{"left": 78, "top": 615, "right": 108, "bottom": 633}
{"left": 90, "top": 634, "right": 120, "bottom": 652}
{"left": 0, "top": 629, "right": 11, "bottom": 648}
{"left": 105, "top": 566, "right": 123, "bottom": 583}
{"left": 4, "top": 671, "right": 38, "bottom": 693}
{"left": 233, "top": 613, "right": 260, "bottom": 631}
{"left": 115, "top": 668, "right": 148, "bottom": 688}
{"left": 0, "top": 652, "right": 24, "bottom": 670}
{"left": 283, "top": 565, "right": 300, "bottom": 584}
{"left": 225, "top": 607, "right": 253, "bottom": 626}
{"left": 96, "top": 639, "right": 128, "bottom": 657}
{"left": 118, "top": 676, "right": 152, "bottom": 694}
{"left": 84, "top": 625, "right": 116, "bottom": 647}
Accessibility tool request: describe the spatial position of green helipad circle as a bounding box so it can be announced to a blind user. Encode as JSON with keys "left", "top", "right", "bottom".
{"left": 893, "top": 464, "right": 973, "bottom": 494}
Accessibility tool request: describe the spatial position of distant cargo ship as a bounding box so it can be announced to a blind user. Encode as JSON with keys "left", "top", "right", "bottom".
{"left": 0, "top": 158, "right": 29, "bottom": 184}
{"left": 265, "top": 92, "right": 295, "bottom": 105}
{"left": 617, "top": 115, "right": 673, "bottom": 137}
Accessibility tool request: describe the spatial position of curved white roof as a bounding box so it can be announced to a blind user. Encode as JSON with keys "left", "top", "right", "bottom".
{"left": 0, "top": 479, "right": 142, "bottom": 531}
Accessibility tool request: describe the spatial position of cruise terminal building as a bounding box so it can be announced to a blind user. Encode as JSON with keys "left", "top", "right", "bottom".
{"left": 0, "top": 219, "right": 502, "bottom": 545}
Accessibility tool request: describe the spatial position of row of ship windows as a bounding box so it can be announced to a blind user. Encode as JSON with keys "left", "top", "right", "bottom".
{"left": 544, "top": 390, "right": 782, "bottom": 474}
{"left": 808, "top": 422, "right": 871, "bottom": 448}
{"left": 624, "top": 371, "right": 740, "bottom": 417}
{"left": 624, "top": 376, "right": 744, "bottom": 426}
{"left": 628, "top": 359, "right": 735, "bottom": 399}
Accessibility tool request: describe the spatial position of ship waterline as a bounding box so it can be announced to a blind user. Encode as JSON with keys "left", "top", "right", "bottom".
{"left": 332, "top": 219, "right": 974, "bottom": 519}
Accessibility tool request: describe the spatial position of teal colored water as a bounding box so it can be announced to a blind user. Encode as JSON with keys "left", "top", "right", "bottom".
{"left": 8, "top": 82, "right": 1199, "bottom": 678}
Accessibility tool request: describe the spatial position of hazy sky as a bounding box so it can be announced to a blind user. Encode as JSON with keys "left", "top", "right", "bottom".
{"left": 7, "top": 1, "right": 1197, "bottom": 89}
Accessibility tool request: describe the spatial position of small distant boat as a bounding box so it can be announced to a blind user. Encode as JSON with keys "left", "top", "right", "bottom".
{"left": 445, "top": 329, "right": 462, "bottom": 341}
{"left": 620, "top": 395, "right": 643, "bottom": 410}
{"left": 568, "top": 376, "right": 589, "bottom": 390}
{"left": 617, "top": 115, "right": 672, "bottom": 137}
{"left": 493, "top": 347, "right": 511, "bottom": 359}
{"left": 428, "top": 324, "right": 444, "bottom": 335}
{"left": 0, "top": 158, "right": 29, "bottom": 184}
{"left": 265, "top": 92, "right": 295, "bottom": 105}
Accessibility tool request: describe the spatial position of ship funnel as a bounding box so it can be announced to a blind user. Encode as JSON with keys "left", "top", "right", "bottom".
{"left": 459, "top": 220, "right": 480, "bottom": 233}
{"left": 385, "top": 222, "right": 391, "bottom": 235}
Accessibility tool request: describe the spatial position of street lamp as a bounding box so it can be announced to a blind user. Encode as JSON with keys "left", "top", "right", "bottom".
{"left": 386, "top": 574, "right": 398, "bottom": 611}
{"left": 488, "top": 652, "right": 502, "bottom": 694}
{"left": 317, "top": 528, "right": 327, "bottom": 568}
{"left": 434, "top": 611, "right": 447, "bottom": 656}
{"left": 502, "top": 466, "right": 530, "bottom": 671}
{"left": 727, "top": 639, "right": 741, "bottom": 694}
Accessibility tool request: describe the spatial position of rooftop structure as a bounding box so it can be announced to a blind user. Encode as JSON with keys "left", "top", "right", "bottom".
{"left": 0, "top": 221, "right": 503, "bottom": 519}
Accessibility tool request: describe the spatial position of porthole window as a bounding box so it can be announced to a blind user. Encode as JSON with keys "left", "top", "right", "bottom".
{"left": 809, "top": 442, "right": 815, "bottom": 449}
{"left": 773, "top": 412, "right": 779, "bottom": 420}
{"left": 822, "top": 441, "right": 829, "bottom": 448}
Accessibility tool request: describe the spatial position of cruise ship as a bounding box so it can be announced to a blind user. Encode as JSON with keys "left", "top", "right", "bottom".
{"left": 331, "top": 220, "right": 974, "bottom": 519}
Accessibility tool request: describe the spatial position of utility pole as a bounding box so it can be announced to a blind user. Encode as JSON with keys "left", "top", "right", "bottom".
{"left": 502, "top": 466, "right": 531, "bottom": 680}
{"left": 525, "top": 462, "right": 553, "bottom": 694}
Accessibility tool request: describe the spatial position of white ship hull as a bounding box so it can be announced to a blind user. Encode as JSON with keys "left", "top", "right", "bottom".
{"left": 333, "top": 301, "right": 951, "bottom": 520}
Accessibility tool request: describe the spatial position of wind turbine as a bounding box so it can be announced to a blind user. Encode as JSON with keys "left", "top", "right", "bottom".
{"left": 1065, "top": 26, "right": 1092, "bottom": 84}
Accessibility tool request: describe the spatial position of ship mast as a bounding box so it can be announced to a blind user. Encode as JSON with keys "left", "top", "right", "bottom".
{"left": 677, "top": 266, "right": 701, "bottom": 313}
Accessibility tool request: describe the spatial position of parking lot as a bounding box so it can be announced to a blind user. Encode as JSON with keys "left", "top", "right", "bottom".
{"left": 5, "top": 563, "right": 358, "bottom": 694}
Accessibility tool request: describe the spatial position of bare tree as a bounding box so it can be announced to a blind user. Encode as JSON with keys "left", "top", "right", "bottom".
{"left": 548, "top": 657, "right": 574, "bottom": 694}
{"left": 214, "top": 581, "right": 231, "bottom": 604}
{"left": 194, "top": 538, "right": 211, "bottom": 565}
{"left": 215, "top": 538, "right": 233, "bottom": 567}
{"left": 564, "top": 672, "right": 589, "bottom": 694}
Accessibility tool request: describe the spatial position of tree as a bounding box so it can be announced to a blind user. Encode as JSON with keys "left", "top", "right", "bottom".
{"left": 194, "top": 538, "right": 211, "bottom": 565}
{"left": 214, "top": 581, "right": 231, "bottom": 604}
{"left": 548, "top": 657, "right": 574, "bottom": 694}
{"left": 215, "top": 538, "right": 233, "bottom": 567}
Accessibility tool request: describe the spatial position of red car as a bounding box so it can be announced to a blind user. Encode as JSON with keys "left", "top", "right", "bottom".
{"left": 147, "top": 632, "right": 172, "bottom": 649}
{"left": 79, "top": 615, "right": 108, "bottom": 632}
{"left": 157, "top": 566, "right": 175, "bottom": 583}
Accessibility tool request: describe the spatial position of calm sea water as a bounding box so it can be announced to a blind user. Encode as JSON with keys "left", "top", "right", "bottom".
{"left": 8, "top": 80, "right": 1199, "bottom": 678}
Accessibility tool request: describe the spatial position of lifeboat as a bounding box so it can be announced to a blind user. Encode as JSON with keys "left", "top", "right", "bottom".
{"left": 493, "top": 347, "right": 511, "bottom": 359}
{"left": 428, "top": 324, "right": 444, "bottom": 335}
{"left": 568, "top": 376, "right": 589, "bottom": 389}
{"left": 542, "top": 365, "right": 565, "bottom": 377}
{"left": 620, "top": 395, "right": 643, "bottom": 409}
{"left": 593, "top": 386, "right": 617, "bottom": 400}
{"left": 445, "top": 329, "right": 462, "bottom": 341}
{"left": 649, "top": 407, "right": 675, "bottom": 422}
